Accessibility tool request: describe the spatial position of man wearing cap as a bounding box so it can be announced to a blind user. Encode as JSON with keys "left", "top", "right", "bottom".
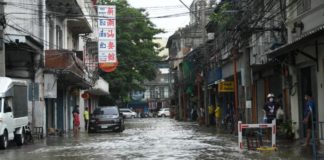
{"left": 263, "top": 93, "right": 279, "bottom": 124}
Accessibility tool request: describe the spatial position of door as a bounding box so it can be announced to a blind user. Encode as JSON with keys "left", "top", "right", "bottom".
{"left": 299, "top": 66, "right": 317, "bottom": 137}
{"left": 46, "top": 99, "right": 55, "bottom": 129}
{"left": 3, "top": 98, "right": 14, "bottom": 135}
{"left": 68, "top": 95, "right": 76, "bottom": 130}
{"left": 56, "top": 90, "right": 64, "bottom": 130}
{"left": 256, "top": 80, "right": 265, "bottom": 123}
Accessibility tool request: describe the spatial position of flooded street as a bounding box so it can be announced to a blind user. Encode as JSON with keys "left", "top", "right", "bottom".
{"left": 0, "top": 118, "right": 317, "bottom": 160}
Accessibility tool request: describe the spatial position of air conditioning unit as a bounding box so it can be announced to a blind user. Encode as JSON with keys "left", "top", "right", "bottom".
{"left": 207, "top": 33, "right": 215, "bottom": 40}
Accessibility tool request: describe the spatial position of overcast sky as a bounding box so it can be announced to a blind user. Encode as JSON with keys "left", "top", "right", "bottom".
{"left": 127, "top": 0, "right": 193, "bottom": 38}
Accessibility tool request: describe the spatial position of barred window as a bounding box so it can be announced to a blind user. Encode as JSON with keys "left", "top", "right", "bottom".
{"left": 297, "top": 0, "right": 311, "bottom": 15}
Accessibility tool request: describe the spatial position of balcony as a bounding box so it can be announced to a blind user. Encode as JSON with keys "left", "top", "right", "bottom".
{"left": 44, "top": 50, "right": 92, "bottom": 89}
{"left": 47, "top": 0, "right": 92, "bottom": 33}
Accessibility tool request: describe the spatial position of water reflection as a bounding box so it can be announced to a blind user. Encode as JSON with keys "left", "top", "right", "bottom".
{"left": 0, "top": 118, "right": 315, "bottom": 160}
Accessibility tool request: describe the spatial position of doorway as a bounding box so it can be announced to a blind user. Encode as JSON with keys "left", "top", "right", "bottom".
{"left": 299, "top": 66, "right": 317, "bottom": 137}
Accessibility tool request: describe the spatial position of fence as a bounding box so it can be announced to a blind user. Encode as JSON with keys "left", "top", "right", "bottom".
{"left": 238, "top": 119, "right": 276, "bottom": 151}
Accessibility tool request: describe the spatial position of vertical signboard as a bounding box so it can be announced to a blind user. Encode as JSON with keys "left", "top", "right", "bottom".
{"left": 98, "top": 5, "right": 117, "bottom": 63}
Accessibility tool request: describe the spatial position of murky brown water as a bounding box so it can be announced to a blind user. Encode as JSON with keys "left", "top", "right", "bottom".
{"left": 0, "top": 118, "right": 319, "bottom": 160}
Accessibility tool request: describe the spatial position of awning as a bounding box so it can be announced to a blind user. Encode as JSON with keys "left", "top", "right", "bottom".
{"left": 87, "top": 77, "right": 109, "bottom": 95}
{"left": 208, "top": 67, "right": 222, "bottom": 85}
{"left": 67, "top": 17, "right": 92, "bottom": 34}
{"left": 267, "top": 25, "right": 324, "bottom": 59}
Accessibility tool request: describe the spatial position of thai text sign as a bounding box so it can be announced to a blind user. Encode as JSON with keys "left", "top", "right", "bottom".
{"left": 98, "top": 5, "right": 117, "bottom": 63}
{"left": 218, "top": 81, "right": 234, "bottom": 92}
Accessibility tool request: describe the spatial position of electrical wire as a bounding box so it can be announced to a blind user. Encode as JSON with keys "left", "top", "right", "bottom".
{"left": 211, "top": 0, "right": 301, "bottom": 60}
{"left": 5, "top": 1, "right": 215, "bottom": 20}
{"left": 3, "top": 0, "right": 305, "bottom": 65}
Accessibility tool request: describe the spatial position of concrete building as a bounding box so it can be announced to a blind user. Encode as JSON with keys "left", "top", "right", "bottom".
{"left": 3, "top": 0, "right": 45, "bottom": 130}
{"left": 1, "top": 0, "right": 108, "bottom": 135}
{"left": 267, "top": 0, "right": 324, "bottom": 139}
{"left": 167, "top": 0, "right": 216, "bottom": 121}
{"left": 43, "top": 0, "right": 107, "bottom": 133}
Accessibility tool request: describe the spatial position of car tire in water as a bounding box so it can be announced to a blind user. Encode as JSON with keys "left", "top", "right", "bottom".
{"left": 88, "top": 128, "right": 95, "bottom": 133}
{"left": 117, "top": 121, "right": 125, "bottom": 132}
{"left": 15, "top": 131, "right": 25, "bottom": 146}
{"left": 131, "top": 115, "right": 135, "bottom": 119}
{"left": 0, "top": 131, "right": 8, "bottom": 149}
{"left": 162, "top": 114, "right": 166, "bottom": 118}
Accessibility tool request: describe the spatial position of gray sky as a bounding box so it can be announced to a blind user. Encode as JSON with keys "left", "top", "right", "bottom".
{"left": 128, "top": 0, "right": 193, "bottom": 38}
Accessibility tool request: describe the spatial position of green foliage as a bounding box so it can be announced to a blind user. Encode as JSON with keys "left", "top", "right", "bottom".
{"left": 209, "top": 2, "right": 235, "bottom": 30}
{"left": 278, "top": 120, "right": 295, "bottom": 140}
{"left": 99, "top": 0, "right": 163, "bottom": 102}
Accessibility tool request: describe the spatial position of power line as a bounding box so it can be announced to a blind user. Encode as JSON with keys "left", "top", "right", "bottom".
{"left": 9, "top": 2, "right": 192, "bottom": 18}
{"left": 5, "top": 2, "right": 195, "bottom": 19}
{"left": 211, "top": 0, "right": 301, "bottom": 59}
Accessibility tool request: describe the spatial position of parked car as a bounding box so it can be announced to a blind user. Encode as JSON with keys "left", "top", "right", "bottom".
{"left": 88, "top": 106, "right": 125, "bottom": 133}
{"left": 157, "top": 108, "right": 170, "bottom": 117}
{"left": 119, "top": 108, "right": 136, "bottom": 119}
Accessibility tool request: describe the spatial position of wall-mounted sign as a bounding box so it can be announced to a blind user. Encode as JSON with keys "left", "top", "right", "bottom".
{"left": 98, "top": 5, "right": 117, "bottom": 64}
{"left": 218, "top": 81, "right": 234, "bottom": 92}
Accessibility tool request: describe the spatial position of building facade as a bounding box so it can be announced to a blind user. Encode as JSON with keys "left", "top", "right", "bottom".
{"left": 169, "top": 0, "right": 324, "bottom": 141}
{"left": 2, "top": 0, "right": 109, "bottom": 135}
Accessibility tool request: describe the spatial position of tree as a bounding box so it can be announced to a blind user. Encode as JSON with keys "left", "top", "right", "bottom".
{"left": 99, "top": 0, "right": 163, "bottom": 103}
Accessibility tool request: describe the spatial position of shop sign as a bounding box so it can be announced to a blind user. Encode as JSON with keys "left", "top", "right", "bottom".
{"left": 218, "top": 81, "right": 234, "bottom": 92}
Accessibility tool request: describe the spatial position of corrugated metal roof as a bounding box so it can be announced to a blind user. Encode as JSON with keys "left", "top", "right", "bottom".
{"left": 267, "top": 25, "right": 324, "bottom": 58}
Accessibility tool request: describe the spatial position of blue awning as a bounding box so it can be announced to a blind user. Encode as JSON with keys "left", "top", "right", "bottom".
{"left": 208, "top": 67, "right": 222, "bottom": 85}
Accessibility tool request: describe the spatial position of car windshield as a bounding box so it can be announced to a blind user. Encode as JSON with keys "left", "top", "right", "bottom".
{"left": 120, "top": 109, "right": 130, "bottom": 112}
{"left": 93, "top": 107, "right": 118, "bottom": 115}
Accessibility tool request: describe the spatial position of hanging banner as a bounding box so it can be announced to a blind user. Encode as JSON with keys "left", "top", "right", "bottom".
{"left": 98, "top": 5, "right": 117, "bottom": 64}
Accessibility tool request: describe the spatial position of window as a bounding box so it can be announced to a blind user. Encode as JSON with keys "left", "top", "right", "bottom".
{"left": 150, "top": 87, "right": 155, "bottom": 99}
{"left": 93, "top": 107, "right": 118, "bottom": 115}
{"left": 49, "top": 20, "right": 55, "bottom": 49}
{"left": 120, "top": 109, "right": 131, "bottom": 113}
{"left": 56, "top": 25, "right": 63, "bottom": 49}
{"left": 159, "top": 87, "right": 164, "bottom": 98}
{"left": 4, "top": 98, "right": 12, "bottom": 113}
{"left": 297, "top": 0, "right": 311, "bottom": 15}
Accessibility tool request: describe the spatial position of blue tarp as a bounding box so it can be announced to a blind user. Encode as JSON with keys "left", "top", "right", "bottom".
{"left": 208, "top": 67, "right": 222, "bottom": 85}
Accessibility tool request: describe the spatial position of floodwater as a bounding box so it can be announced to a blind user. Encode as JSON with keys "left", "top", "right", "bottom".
{"left": 0, "top": 118, "right": 319, "bottom": 160}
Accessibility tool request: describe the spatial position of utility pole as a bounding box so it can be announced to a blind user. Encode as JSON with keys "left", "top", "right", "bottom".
{"left": 199, "top": 0, "right": 208, "bottom": 125}
{"left": 233, "top": 47, "right": 238, "bottom": 119}
{"left": 0, "top": 0, "right": 5, "bottom": 77}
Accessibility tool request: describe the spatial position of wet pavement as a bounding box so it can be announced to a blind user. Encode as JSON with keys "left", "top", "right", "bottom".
{"left": 0, "top": 118, "right": 321, "bottom": 160}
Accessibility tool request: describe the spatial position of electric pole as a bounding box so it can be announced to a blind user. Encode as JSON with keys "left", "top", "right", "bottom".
{"left": 199, "top": 0, "right": 208, "bottom": 125}
{"left": 0, "top": 0, "right": 5, "bottom": 77}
